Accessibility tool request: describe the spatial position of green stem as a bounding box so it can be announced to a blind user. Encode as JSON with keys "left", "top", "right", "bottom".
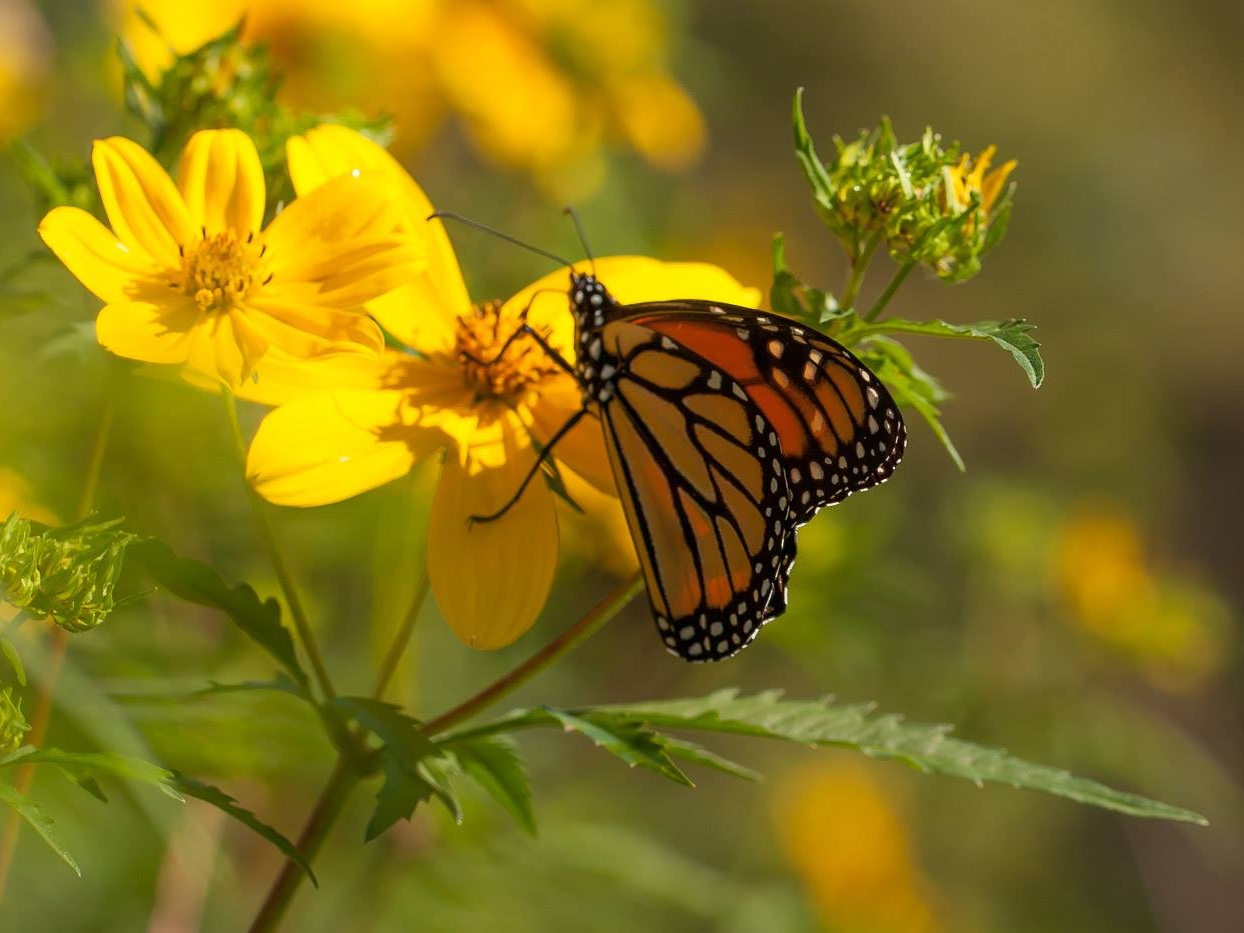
{"left": 220, "top": 390, "right": 338, "bottom": 704}
{"left": 371, "top": 567, "right": 431, "bottom": 701}
{"left": 862, "top": 260, "right": 915, "bottom": 322}
{"left": 246, "top": 754, "right": 361, "bottom": 933}
{"left": 422, "top": 571, "right": 645, "bottom": 737}
{"left": 840, "top": 231, "right": 883, "bottom": 311}
{"left": 0, "top": 392, "right": 115, "bottom": 903}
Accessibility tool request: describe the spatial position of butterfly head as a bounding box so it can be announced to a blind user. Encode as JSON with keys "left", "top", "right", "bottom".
{"left": 568, "top": 271, "right": 616, "bottom": 331}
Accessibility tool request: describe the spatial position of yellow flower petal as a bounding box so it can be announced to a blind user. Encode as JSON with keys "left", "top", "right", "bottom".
{"left": 262, "top": 174, "right": 424, "bottom": 302}
{"left": 287, "top": 124, "right": 470, "bottom": 349}
{"left": 428, "top": 413, "right": 558, "bottom": 649}
{"left": 229, "top": 348, "right": 391, "bottom": 407}
{"left": 245, "top": 293, "right": 384, "bottom": 358}
{"left": 92, "top": 136, "right": 193, "bottom": 266}
{"left": 612, "top": 72, "right": 706, "bottom": 171}
{"left": 247, "top": 386, "right": 448, "bottom": 506}
{"left": 95, "top": 299, "right": 198, "bottom": 364}
{"left": 981, "top": 159, "right": 1018, "bottom": 215}
{"left": 177, "top": 129, "right": 266, "bottom": 235}
{"left": 503, "top": 256, "right": 762, "bottom": 359}
{"left": 526, "top": 376, "right": 615, "bottom": 493}
{"left": 183, "top": 309, "right": 269, "bottom": 387}
{"left": 38, "top": 206, "right": 158, "bottom": 304}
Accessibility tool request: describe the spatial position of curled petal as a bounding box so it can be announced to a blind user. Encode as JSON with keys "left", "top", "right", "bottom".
{"left": 95, "top": 299, "right": 198, "bottom": 365}
{"left": 182, "top": 309, "right": 270, "bottom": 387}
{"left": 262, "top": 174, "right": 425, "bottom": 296}
{"left": 428, "top": 413, "right": 558, "bottom": 649}
{"left": 38, "top": 206, "right": 159, "bottom": 304}
{"left": 177, "top": 129, "right": 266, "bottom": 236}
{"left": 92, "top": 136, "right": 192, "bottom": 266}
{"left": 247, "top": 386, "right": 449, "bottom": 506}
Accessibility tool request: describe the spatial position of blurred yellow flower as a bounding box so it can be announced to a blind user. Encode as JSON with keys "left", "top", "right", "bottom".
{"left": 246, "top": 126, "right": 757, "bottom": 650}
{"left": 942, "top": 144, "right": 1017, "bottom": 218}
{"left": 1054, "top": 507, "right": 1229, "bottom": 692}
{"left": 774, "top": 760, "right": 941, "bottom": 933}
{"left": 38, "top": 129, "right": 422, "bottom": 393}
{"left": 0, "top": 0, "right": 51, "bottom": 140}
{"left": 112, "top": 0, "right": 706, "bottom": 193}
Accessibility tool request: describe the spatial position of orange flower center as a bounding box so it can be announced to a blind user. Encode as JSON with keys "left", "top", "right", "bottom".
{"left": 454, "top": 300, "right": 562, "bottom": 401}
{"left": 176, "top": 231, "right": 266, "bottom": 313}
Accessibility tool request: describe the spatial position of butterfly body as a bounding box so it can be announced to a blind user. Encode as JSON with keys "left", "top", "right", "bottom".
{"left": 564, "top": 271, "right": 905, "bottom": 661}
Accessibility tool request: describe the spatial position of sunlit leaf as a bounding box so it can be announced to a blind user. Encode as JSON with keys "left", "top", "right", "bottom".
{"left": 857, "top": 317, "right": 1044, "bottom": 388}
{"left": 0, "top": 748, "right": 183, "bottom": 800}
{"left": 546, "top": 710, "right": 691, "bottom": 786}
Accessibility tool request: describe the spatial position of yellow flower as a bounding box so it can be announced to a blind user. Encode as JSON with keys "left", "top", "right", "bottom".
{"left": 773, "top": 760, "right": 941, "bottom": 933}
{"left": 246, "top": 126, "right": 759, "bottom": 650}
{"left": 942, "top": 144, "right": 1017, "bottom": 217}
{"left": 38, "top": 129, "right": 422, "bottom": 394}
{"left": 0, "top": 0, "right": 51, "bottom": 140}
{"left": 1053, "top": 507, "right": 1228, "bottom": 692}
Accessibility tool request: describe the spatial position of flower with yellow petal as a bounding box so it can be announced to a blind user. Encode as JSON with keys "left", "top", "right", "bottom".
{"left": 942, "top": 144, "right": 1017, "bottom": 219}
{"left": 38, "top": 129, "right": 422, "bottom": 394}
{"left": 247, "top": 126, "right": 759, "bottom": 650}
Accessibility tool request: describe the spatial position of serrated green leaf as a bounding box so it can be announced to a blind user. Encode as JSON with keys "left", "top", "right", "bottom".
{"left": 0, "top": 782, "right": 80, "bottom": 875}
{"left": 449, "top": 735, "right": 537, "bottom": 835}
{"left": 791, "top": 88, "right": 836, "bottom": 222}
{"left": 659, "top": 737, "right": 764, "bottom": 783}
{"left": 591, "top": 691, "right": 1207, "bottom": 824}
{"left": 0, "top": 748, "right": 183, "bottom": 800}
{"left": 545, "top": 710, "right": 691, "bottom": 786}
{"left": 770, "top": 234, "right": 840, "bottom": 324}
{"left": 1, "top": 637, "right": 26, "bottom": 686}
{"left": 331, "top": 696, "right": 437, "bottom": 764}
{"left": 856, "top": 337, "right": 965, "bottom": 470}
{"left": 366, "top": 752, "right": 438, "bottom": 841}
{"left": 128, "top": 539, "right": 310, "bottom": 693}
{"left": 857, "top": 317, "right": 1044, "bottom": 388}
{"left": 171, "top": 773, "right": 316, "bottom": 884}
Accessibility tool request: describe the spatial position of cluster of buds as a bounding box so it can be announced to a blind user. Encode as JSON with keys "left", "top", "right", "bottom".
{"left": 0, "top": 515, "right": 134, "bottom": 633}
{"left": 795, "top": 94, "right": 1016, "bottom": 283}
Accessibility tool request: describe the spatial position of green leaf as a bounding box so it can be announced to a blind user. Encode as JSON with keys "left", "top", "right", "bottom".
{"left": 857, "top": 317, "right": 1044, "bottom": 388}
{"left": 0, "top": 783, "right": 80, "bottom": 875}
{"left": 770, "top": 234, "right": 840, "bottom": 324}
{"left": 128, "top": 539, "right": 310, "bottom": 693}
{"left": 366, "top": 753, "right": 438, "bottom": 841}
{"left": 659, "top": 737, "right": 764, "bottom": 783}
{"left": 331, "top": 696, "right": 437, "bottom": 764}
{"left": 791, "top": 88, "right": 836, "bottom": 221}
{"left": 449, "top": 735, "right": 537, "bottom": 835}
{"left": 592, "top": 691, "right": 1207, "bottom": 824}
{"left": 546, "top": 710, "right": 691, "bottom": 786}
{"left": 0, "top": 748, "right": 183, "bottom": 800}
{"left": 0, "top": 637, "right": 26, "bottom": 686}
{"left": 199, "top": 674, "right": 307, "bottom": 699}
{"left": 171, "top": 773, "right": 316, "bottom": 885}
{"left": 856, "top": 337, "right": 965, "bottom": 470}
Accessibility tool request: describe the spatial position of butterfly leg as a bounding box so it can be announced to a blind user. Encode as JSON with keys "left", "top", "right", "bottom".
{"left": 467, "top": 407, "right": 590, "bottom": 526}
{"left": 458, "top": 323, "right": 576, "bottom": 379}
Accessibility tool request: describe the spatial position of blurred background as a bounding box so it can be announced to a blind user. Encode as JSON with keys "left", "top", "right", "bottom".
{"left": 0, "top": 0, "right": 1240, "bottom": 930}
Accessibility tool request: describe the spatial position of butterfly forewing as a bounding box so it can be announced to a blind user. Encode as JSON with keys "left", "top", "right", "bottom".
{"left": 598, "top": 319, "right": 795, "bottom": 661}
{"left": 614, "top": 301, "right": 906, "bottom": 527}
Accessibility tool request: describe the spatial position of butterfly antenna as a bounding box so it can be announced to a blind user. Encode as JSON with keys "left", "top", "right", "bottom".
{"left": 563, "top": 206, "right": 596, "bottom": 277}
{"left": 428, "top": 211, "right": 573, "bottom": 268}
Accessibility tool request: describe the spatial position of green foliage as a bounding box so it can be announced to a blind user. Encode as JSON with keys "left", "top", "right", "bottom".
{"left": 172, "top": 773, "right": 317, "bottom": 884}
{"left": 0, "top": 783, "right": 79, "bottom": 876}
{"left": 0, "top": 516, "right": 135, "bottom": 633}
{"left": 854, "top": 317, "right": 1044, "bottom": 388}
{"left": 450, "top": 735, "right": 537, "bottom": 835}
{"left": 439, "top": 691, "right": 1206, "bottom": 825}
{"left": 128, "top": 538, "right": 310, "bottom": 695}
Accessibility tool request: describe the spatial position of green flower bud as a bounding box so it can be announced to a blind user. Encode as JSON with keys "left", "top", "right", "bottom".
{"left": 0, "top": 515, "right": 135, "bottom": 634}
{"left": 0, "top": 686, "right": 30, "bottom": 757}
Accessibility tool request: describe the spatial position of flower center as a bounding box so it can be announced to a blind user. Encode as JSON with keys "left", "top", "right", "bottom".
{"left": 454, "top": 300, "right": 562, "bottom": 401}
{"left": 176, "top": 231, "right": 266, "bottom": 313}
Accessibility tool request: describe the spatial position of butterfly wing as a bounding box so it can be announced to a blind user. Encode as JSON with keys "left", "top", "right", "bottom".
{"left": 598, "top": 318, "right": 794, "bottom": 661}
{"left": 611, "top": 300, "right": 906, "bottom": 528}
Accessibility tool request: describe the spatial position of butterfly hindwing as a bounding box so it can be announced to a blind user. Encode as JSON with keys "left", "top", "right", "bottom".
{"left": 597, "top": 318, "right": 795, "bottom": 661}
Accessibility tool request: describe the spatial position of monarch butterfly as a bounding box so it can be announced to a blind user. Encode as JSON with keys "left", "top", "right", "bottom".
{"left": 442, "top": 214, "right": 906, "bottom": 661}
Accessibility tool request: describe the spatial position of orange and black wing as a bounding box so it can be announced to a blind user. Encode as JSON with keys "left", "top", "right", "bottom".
{"left": 598, "top": 319, "right": 794, "bottom": 661}
{"left": 613, "top": 301, "right": 906, "bottom": 528}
